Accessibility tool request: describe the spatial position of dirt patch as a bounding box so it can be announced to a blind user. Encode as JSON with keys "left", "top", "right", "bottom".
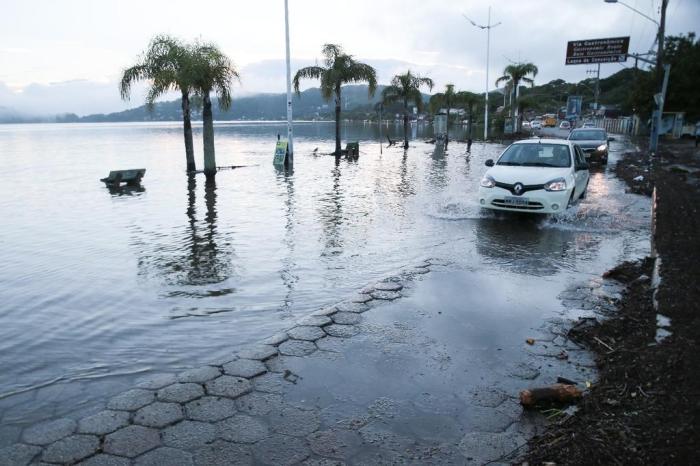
{"left": 522, "top": 140, "right": 700, "bottom": 465}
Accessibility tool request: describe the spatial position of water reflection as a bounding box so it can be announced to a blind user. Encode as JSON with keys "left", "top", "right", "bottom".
{"left": 136, "top": 175, "right": 234, "bottom": 293}
{"left": 474, "top": 216, "right": 577, "bottom": 276}
{"left": 427, "top": 143, "right": 449, "bottom": 190}
{"left": 277, "top": 166, "right": 298, "bottom": 310}
{"left": 318, "top": 165, "right": 345, "bottom": 257}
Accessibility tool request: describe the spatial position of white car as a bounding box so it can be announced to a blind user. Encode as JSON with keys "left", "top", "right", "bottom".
{"left": 559, "top": 120, "right": 571, "bottom": 130}
{"left": 530, "top": 120, "right": 542, "bottom": 130}
{"left": 478, "top": 139, "right": 590, "bottom": 214}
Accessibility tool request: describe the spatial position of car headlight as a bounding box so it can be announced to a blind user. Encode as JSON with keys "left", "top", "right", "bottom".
{"left": 544, "top": 178, "right": 567, "bottom": 191}
{"left": 480, "top": 175, "right": 495, "bottom": 188}
{"left": 596, "top": 144, "right": 607, "bottom": 152}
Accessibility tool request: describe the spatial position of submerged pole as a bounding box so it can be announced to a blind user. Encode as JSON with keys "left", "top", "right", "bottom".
{"left": 284, "top": 0, "right": 294, "bottom": 164}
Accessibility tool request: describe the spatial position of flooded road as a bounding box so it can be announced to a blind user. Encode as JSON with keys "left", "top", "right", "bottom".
{"left": 0, "top": 122, "right": 650, "bottom": 435}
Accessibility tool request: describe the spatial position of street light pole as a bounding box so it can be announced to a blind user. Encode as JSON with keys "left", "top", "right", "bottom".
{"left": 604, "top": 0, "right": 669, "bottom": 153}
{"left": 284, "top": 0, "right": 294, "bottom": 164}
{"left": 464, "top": 8, "right": 501, "bottom": 141}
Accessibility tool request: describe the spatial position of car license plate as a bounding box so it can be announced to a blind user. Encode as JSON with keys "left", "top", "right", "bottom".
{"left": 503, "top": 196, "right": 529, "bottom": 207}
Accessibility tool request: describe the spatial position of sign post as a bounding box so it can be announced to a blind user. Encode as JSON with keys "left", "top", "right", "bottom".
{"left": 273, "top": 140, "right": 289, "bottom": 167}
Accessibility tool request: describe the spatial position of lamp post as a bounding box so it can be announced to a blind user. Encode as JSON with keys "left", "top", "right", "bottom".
{"left": 284, "top": 0, "right": 294, "bottom": 164}
{"left": 463, "top": 8, "right": 501, "bottom": 141}
{"left": 604, "top": 0, "right": 669, "bottom": 153}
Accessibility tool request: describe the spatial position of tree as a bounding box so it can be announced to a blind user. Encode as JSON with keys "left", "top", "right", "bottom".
{"left": 382, "top": 70, "right": 434, "bottom": 149}
{"left": 429, "top": 84, "right": 456, "bottom": 145}
{"left": 120, "top": 35, "right": 197, "bottom": 172}
{"left": 495, "top": 62, "right": 538, "bottom": 131}
{"left": 293, "top": 44, "right": 377, "bottom": 156}
{"left": 190, "top": 41, "right": 240, "bottom": 178}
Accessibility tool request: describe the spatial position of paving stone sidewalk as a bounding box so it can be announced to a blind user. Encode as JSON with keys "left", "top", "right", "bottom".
{"left": 1, "top": 259, "right": 611, "bottom": 465}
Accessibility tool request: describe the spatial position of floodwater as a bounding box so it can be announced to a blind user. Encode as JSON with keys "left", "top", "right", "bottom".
{"left": 0, "top": 121, "right": 650, "bottom": 433}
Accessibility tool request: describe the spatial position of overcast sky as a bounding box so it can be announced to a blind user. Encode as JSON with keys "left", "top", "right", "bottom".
{"left": 1, "top": 0, "right": 697, "bottom": 116}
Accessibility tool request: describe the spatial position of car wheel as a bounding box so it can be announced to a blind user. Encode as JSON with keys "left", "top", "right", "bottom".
{"left": 580, "top": 181, "right": 588, "bottom": 199}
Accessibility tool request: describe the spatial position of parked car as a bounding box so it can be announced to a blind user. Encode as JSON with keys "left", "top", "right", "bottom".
{"left": 559, "top": 120, "right": 571, "bottom": 130}
{"left": 522, "top": 121, "right": 531, "bottom": 129}
{"left": 567, "top": 128, "right": 610, "bottom": 164}
{"left": 478, "top": 139, "right": 590, "bottom": 214}
{"left": 530, "top": 120, "right": 542, "bottom": 130}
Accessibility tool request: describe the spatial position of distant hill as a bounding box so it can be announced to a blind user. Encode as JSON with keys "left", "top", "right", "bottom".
{"left": 0, "top": 69, "right": 650, "bottom": 124}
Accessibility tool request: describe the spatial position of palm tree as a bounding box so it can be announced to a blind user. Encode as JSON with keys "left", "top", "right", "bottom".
{"left": 189, "top": 41, "right": 240, "bottom": 178}
{"left": 495, "top": 62, "right": 538, "bottom": 132}
{"left": 120, "top": 35, "right": 197, "bottom": 172}
{"left": 293, "top": 44, "right": 377, "bottom": 156}
{"left": 430, "top": 84, "right": 456, "bottom": 146}
{"left": 382, "top": 70, "right": 434, "bottom": 149}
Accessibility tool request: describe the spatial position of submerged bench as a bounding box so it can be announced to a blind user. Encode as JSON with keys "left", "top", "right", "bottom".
{"left": 100, "top": 169, "right": 146, "bottom": 187}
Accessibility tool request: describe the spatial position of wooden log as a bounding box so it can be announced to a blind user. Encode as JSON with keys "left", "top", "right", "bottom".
{"left": 519, "top": 383, "right": 583, "bottom": 408}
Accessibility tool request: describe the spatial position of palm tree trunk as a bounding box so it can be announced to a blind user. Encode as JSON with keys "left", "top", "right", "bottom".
{"left": 403, "top": 98, "right": 409, "bottom": 150}
{"left": 181, "top": 91, "right": 196, "bottom": 172}
{"left": 202, "top": 93, "right": 216, "bottom": 178}
{"left": 335, "top": 89, "right": 342, "bottom": 157}
{"left": 514, "top": 82, "right": 520, "bottom": 132}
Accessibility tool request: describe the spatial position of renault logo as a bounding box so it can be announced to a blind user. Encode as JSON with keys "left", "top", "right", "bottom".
{"left": 513, "top": 183, "right": 524, "bottom": 195}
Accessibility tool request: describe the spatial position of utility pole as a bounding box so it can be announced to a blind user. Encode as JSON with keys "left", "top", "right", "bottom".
{"left": 284, "top": 0, "right": 294, "bottom": 164}
{"left": 586, "top": 64, "right": 601, "bottom": 112}
{"left": 463, "top": 8, "right": 501, "bottom": 140}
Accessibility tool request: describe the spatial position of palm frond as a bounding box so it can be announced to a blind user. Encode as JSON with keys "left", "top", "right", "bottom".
{"left": 344, "top": 62, "right": 377, "bottom": 97}
{"left": 293, "top": 66, "right": 325, "bottom": 95}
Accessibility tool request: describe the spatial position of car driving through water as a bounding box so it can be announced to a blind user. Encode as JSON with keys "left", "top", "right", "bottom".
{"left": 567, "top": 128, "right": 610, "bottom": 164}
{"left": 478, "top": 139, "right": 590, "bottom": 214}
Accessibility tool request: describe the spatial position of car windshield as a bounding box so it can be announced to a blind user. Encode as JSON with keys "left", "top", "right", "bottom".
{"left": 569, "top": 130, "right": 606, "bottom": 141}
{"left": 497, "top": 143, "right": 571, "bottom": 168}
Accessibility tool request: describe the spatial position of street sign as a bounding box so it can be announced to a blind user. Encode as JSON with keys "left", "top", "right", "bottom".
{"left": 273, "top": 140, "right": 288, "bottom": 166}
{"left": 565, "top": 37, "right": 630, "bottom": 65}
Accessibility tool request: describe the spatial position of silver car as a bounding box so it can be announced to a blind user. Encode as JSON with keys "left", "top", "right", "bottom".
{"left": 567, "top": 128, "right": 610, "bottom": 165}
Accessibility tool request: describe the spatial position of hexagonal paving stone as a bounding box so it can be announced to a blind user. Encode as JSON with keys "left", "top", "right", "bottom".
{"left": 136, "top": 373, "right": 178, "bottom": 390}
{"left": 235, "top": 392, "right": 284, "bottom": 416}
{"left": 269, "top": 407, "right": 320, "bottom": 437}
{"left": 134, "top": 446, "right": 193, "bottom": 466}
{"left": 103, "top": 425, "right": 161, "bottom": 458}
{"left": 107, "top": 389, "right": 155, "bottom": 411}
{"left": 162, "top": 421, "right": 218, "bottom": 450}
{"left": 255, "top": 434, "right": 311, "bottom": 466}
{"left": 296, "top": 315, "right": 332, "bottom": 327}
{"left": 287, "top": 326, "right": 326, "bottom": 341}
{"left": 315, "top": 336, "right": 348, "bottom": 353}
{"left": 310, "top": 307, "right": 338, "bottom": 317}
{"left": 42, "top": 434, "right": 99, "bottom": 463}
{"left": 369, "top": 290, "right": 401, "bottom": 300}
{"left": 331, "top": 312, "right": 362, "bottom": 325}
{"left": 185, "top": 396, "right": 237, "bottom": 422}
{"left": 177, "top": 366, "right": 222, "bottom": 384}
{"left": 301, "top": 459, "right": 345, "bottom": 466}
{"left": 373, "top": 281, "right": 403, "bottom": 292}
{"left": 205, "top": 376, "right": 252, "bottom": 399}
{"left": 78, "top": 410, "right": 130, "bottom": 435}
{"left": 307, "top": 429, "right": 364, "bottom": 460}
{"left": 193, "top": 440, "right": 253, "bottom": 466}
{"left": 324, "top": 324, "right": 360, "bottom": 338}
{"left": 262, "top": 332, "right": 290, "bottom": 346}
{"left": 218, "top": 415, "right": 270, "bottom": 443}
{"left": 222, "top": 359, "right": 267, "bottom": 378}
{"left": 22, "top": 418, "right": 76, "bottom": 446}
{"left": 0, "top": 443, "right": 42, "bottom": 466}
{"left": 134, "top": 402, "right": 184, "bottom": 428}
{"left": 77, "top": 454, "right": 131, "bottom": 466}
{"left": 236, "top": 345, "right": 278, "bottom": 361}
{"left": 252, "top": 373, "right": 289, "bottom": 394}
{"left": 334, "top": 302, "right": 369, "bottom": 313}
{"left": 264, "top": 356, "right": 288, "bottom": 373}
{"left": 157, "top": 383, "right": 205, "bottom": 403}
{"left": 278, "top": 339, "right": 317, "bottom": 356}
{"left": 350, "top": 293, "right": 373, "bottom": 303}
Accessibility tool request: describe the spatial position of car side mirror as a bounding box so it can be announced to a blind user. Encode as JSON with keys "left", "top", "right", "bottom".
{"left": 485, "top": 159, "right": 494, "bottom": 167}
{"left": 608, "top": 137, "right": 615, "bottom": 142}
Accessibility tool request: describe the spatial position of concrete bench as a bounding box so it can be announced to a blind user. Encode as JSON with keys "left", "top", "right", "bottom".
{"left": 100, "top": 169, "right": 146, "bottom": 187}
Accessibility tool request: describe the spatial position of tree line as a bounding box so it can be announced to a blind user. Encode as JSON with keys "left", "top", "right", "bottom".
{"left": 121, "top": 36, "right": 538, "bottom": 174}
